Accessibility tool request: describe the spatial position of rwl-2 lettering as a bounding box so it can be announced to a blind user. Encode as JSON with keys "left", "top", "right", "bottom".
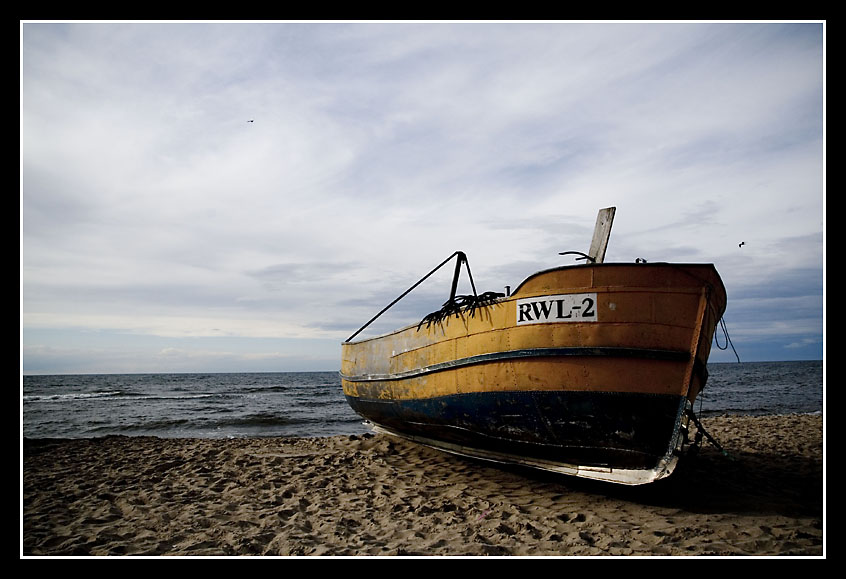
{"left": 515, "top": 293, "right": 598, "bottom": 325}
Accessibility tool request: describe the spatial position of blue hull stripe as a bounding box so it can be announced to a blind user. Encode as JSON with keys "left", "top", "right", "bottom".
{"left": 346, "top": 390, "right": 686, "bottom": 470}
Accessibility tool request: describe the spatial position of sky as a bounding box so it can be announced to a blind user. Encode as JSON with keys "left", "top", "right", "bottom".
{"left": 21, "top": 21, "right": 825, "bottom": 374}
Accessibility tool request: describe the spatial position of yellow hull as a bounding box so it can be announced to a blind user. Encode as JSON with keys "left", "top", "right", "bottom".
{"left": 341, "top": 262, "right": 727, "bottom": 484}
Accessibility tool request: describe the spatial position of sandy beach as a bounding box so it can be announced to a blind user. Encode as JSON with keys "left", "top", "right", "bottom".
{"left": 22, "top": 414, "right": 823, "bottom": 557}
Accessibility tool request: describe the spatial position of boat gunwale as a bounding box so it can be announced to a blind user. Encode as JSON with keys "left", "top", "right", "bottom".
{"left": 509, "top": 260, "right": 725, "bottom": 297}
{"left": 342, "top": 261, "right": 726, "bottom": 346}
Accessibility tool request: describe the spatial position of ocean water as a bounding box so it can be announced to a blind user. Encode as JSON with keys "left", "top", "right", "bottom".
{"left": 22, "top": 372, "right": 365, "bottom": 440}
{"left": 22, "top": 361, "right": 822, "bottom": 440}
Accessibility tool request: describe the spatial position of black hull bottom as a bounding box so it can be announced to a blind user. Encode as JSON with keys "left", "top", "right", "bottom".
{"left": 346, "top": 390, "right": 688, "bottom": 478}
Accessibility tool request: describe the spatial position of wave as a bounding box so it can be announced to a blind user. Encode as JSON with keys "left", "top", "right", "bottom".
{"left": 24, "top": 391, "right": 223, "bottom": 404}
{"left": 23, "top": 391, "right": 123, "bottom": 402}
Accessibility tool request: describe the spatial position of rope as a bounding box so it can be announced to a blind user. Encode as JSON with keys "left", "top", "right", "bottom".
{"left": 345, "top": 251, "right": 500, "bottom": 343}
{"left": 685, "top": 407, "right": 735, "bottom": 460}
{"left": 417, "top": 291, "right": 505, "bottom": 330}
{"left": 345, "top": 251, "right": 465, "bottom": 343}
{"left": 714, "top": 315, "right": 741, "bottom": 362}
{"left": 558, "top": 251, "right": 595, "bottom": 263}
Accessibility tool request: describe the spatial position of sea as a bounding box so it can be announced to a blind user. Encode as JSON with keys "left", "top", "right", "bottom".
{"left": 22, "top": 360, "right": 823, "bottom": 440}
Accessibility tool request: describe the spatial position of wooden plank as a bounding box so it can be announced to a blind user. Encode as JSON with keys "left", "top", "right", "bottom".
{"left": 588, "top": 207, "right": 616, "bottom": 263}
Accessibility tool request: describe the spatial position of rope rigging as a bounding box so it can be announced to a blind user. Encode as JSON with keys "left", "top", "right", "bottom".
{"left": 417, "top": 291, "right": 505, "bottom": 330}
{"left": 684, "top": 407, "right": 735, "bottom": 461}
{"left": 714, "top": 315, "right": 741, "bottom": 363}
{"left": 345, "top": 251, "right": 503, "bottom": 343}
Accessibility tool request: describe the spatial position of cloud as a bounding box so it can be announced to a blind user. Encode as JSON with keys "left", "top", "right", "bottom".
{"left": 22, "top": 21, "right": 824, "bottom": 372}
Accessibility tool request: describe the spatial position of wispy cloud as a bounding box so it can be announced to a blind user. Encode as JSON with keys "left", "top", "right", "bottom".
{"left": 22, "top": 21, "right": 824, "bottom": 372}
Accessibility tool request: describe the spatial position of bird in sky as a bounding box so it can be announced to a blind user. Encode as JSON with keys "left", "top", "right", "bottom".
{"left": 739, "top": 241, "right": 746, "bottom": 248}
{"left": 247, "top": 119, "right": 254, "bottom": 123}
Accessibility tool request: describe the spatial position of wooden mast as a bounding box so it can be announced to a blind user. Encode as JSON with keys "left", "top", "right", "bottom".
{"left": 587, "top": 207, "right": 616, "bottom": 264}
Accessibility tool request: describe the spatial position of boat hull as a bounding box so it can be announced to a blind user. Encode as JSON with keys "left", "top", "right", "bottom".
{"left": 341, "top": 263, "right": 726, "bottom": 485}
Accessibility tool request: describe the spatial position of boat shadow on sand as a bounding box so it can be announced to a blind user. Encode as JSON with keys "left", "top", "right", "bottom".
{"left": 492, "top": 441, "right": 824, "bottom": 520}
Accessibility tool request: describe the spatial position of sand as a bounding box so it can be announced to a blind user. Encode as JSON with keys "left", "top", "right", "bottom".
{"left": 22, "top": 414, "right": 823, "bottom": 557}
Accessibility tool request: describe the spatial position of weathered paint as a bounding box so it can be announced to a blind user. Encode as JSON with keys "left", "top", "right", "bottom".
{"left": 588, "top": 206, "right": 616, "bottom": 263}
{"left": 340, "top": 262, "right": 726, "bottom": 485}
{"left": 347, "top": 391, "right": 692, "bottom": 484}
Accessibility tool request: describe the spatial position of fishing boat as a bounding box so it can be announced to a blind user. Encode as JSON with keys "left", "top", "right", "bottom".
{"left": 340, "top": 208, "right": 727, "bottom": 485}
